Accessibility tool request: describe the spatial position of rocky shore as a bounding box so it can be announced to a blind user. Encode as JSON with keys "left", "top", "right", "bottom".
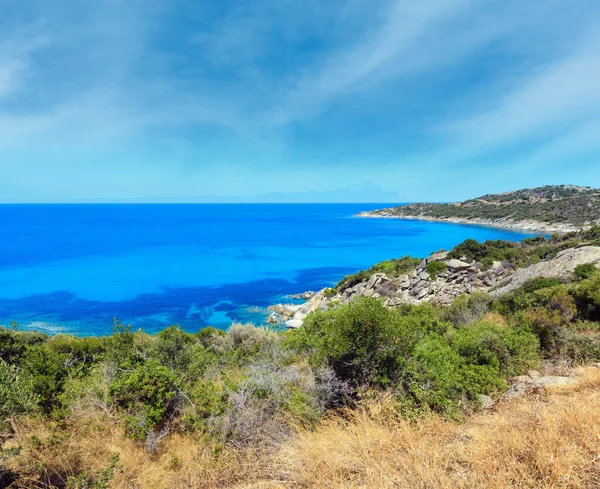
{"left": 270, "top": 245, "right": 600, "bottom": 328}
{"left": 356, "top": 211, "right": 584, "bottom": 234}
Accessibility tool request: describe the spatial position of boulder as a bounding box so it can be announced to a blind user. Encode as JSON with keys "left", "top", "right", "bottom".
{"left": 445, "top": 259, "right": 472, "bottom": 271}
{"left": 266, "top": 313, "right": 278, "bottom": 324}
{"left": 285, "top": 319, "right": 303, "bottom": 329}
{"left": 477, "top": 394, "right": 495, "bottom": 409}
{"left": 491, "top": 246, "right": 600, "bottom": 297}
{"left": 428, "top": 251, "right": 449, "bottom": 262}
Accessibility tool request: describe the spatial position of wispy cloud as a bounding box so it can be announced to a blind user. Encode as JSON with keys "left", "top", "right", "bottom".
{"left": 0, "top": 0, "right": 599, "bottom": 201}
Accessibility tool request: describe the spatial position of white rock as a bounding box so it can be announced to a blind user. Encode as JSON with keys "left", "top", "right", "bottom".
{"left": 445, "top": 259, "right": 472, "bottom": 271}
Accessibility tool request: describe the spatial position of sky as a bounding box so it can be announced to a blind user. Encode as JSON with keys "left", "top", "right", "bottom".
{"left": 1, "top": 0, "right": 600, "bottom": 203}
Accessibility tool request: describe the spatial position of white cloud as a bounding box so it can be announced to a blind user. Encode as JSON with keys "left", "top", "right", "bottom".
{"left": 443, "top": 32, "right": 600, "bottom": 153}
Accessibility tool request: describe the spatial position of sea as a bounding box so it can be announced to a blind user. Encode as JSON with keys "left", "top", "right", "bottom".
{"left": 0, "top": 204, "right": 539, "bottom": 336}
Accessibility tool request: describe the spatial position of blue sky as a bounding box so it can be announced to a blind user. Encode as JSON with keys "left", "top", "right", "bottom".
{"left": 1, "top": 0, "right": 600, "bottom": 202}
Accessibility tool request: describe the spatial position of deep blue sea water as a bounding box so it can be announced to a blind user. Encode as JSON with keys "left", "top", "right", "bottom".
{"left": 0, "top": 204, "right": 539, "bottom": 336}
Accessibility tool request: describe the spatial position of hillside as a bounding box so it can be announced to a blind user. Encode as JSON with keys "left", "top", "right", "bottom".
{"left": 360, "top": 185, "right": 600, "bottom": 232}
{"left": 279, "top": 226, "right": 600, "bottom": 327}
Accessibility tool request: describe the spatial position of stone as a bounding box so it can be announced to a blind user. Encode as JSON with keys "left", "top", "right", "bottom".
{"left": 445, "top": 259, "right": 472, "bottom": 271}
{"left": 300, "top": 291, "right": 315, "bottom": 300}
{"left": 266, "top": 313, "right": 278, "bottom": 324}
{"left": 366, "top": 273, "right": 385, "bottom": 290}
{"left": 428, "top": 251, "right": 449, "bottom": 262}
{"left": 477, "top": 394, "right": 495, "bottom": 409}
{"left": 285, "top": 319, "right": 303, "bottom": 329}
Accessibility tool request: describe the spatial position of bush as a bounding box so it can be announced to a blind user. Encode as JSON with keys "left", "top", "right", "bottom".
{"left": 154, "top": 325, "right": 194, "bottom": 371}
{"left": 21, "top": 346, "right": 69, "bottom": 415}
{"left": 403, "top": 335, "right": 504, "bottom": 415}
{"left": 292, "top": 298, "right": 535, "bottom": 415}
{"left": 562, "top": 332, "right": 600, "bottom": 364}
{"left": 292, "top": 298, "right": 405, "bottom": 388}
{"left": 451, "top": 322, "right": 540, "bottom": 376}
{"left": 444, "top": 293, "right": 493, "bottom": 326}
{"left": 0, "top": 359, "right": 38, "bottom": 423}
{"left": 426, "top": 261, "right": 447, "bottom": 279}
{"left": 109, "top": 362, "right": 182, "bottom": 446}
{"left": 572, "top": 273, "right": 600, "bottom": 321}
{"left": 573, "top": 263, "right": 598, "bottom": 280}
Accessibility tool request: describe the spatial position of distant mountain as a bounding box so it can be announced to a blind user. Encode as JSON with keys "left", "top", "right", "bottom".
{"left": 360, "top": 185, "right": 600, "bottom": 233}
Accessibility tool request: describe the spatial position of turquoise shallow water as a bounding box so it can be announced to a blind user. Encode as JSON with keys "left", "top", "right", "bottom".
{"left": 0, "top": 204, "right": 539, "bottom": 335}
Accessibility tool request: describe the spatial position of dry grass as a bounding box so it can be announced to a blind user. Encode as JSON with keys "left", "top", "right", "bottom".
{"left": 5, "top": 410, "right": 275, "bottom": 488}
{"left": 272, "top": 366, "right": 600, "bottom": 489}
{"left": 4, "top": 367, "right": 600, "bottom": 489}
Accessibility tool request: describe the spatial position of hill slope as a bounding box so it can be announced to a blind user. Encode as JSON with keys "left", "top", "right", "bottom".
{"left": 360, "top": 185, "right": 600, "bottom": 232}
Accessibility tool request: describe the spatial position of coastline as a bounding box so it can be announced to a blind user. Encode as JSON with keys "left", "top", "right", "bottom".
{"left": 356, "top": 211, "right": 584, "bottom": 234}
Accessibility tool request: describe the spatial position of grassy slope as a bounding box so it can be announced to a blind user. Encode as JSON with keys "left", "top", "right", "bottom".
{"left": 5, "top": 368, "right": 600, "bottom": 488}
{"left": 368, "top": 185, "right": 600, "bottom": 227}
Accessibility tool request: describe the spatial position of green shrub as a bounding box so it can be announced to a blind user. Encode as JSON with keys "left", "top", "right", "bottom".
{"left": 403, "top": 335, "right": 504, "bottom": 416}
{"left": 495, "top": 277, "right": 563, "bottom": 314}
{"left": 444, "top": 293, "right": 493, "bottom": 326}
{"left": 21, "top": 346, "right": 68, "bottom": 415}
{"left": 426, "top": 261, "right": 447, "bottom": 279}
{"left": 155, "top": 325, "right": 194, "bottom": 371}
{"left": 572, "top": 273, "right": 600, "bottom": 321}
{"left": 293, "top": 297, "right": 404, "bottom": 388}
{"left": 195, "top": 326, "right": 226, "bottom": 348}
{"left": 573, "top": 263, "right": 598, "bottom": 280}
{"left": 293, "top": 298, "right": 535, "bottom": 415}
{"left": 109, "top": 362, "right": 181, "bottom": 441}
{"left": 562, "top": 332, "right": 600, "bottom": 364}
{"left": 0, "top": 359, "right": 39, "bottom": 423}
{"left": 451, "top": 322, "right": 540, "bottom": 376}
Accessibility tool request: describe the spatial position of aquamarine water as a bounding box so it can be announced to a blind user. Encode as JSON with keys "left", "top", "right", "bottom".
{"left": 0, "top": 204, "right": 538, "bottom": 335}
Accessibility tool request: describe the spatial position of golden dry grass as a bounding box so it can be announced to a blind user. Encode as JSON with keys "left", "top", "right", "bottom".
{"left": 271, "top": 366, "right": 600, "bottom": 489}
{"left": 5, "top": 367, "right": 600, "bottom": 489}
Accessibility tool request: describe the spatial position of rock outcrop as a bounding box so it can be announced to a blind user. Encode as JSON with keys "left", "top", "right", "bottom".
{"left": 490, "top": 246, "right": 600, "bottom": 296}
{"left": 276, "top": 245, "right": 600, "bottom": 328}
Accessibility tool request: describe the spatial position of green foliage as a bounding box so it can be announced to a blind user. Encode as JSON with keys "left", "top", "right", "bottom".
{"left": 495, "top": 277, "right": 564, "bottom": 315}
{"left": 0, "top": 359, "right": 39, "bottom": 422}
{"left": 292, "top": 297, "right": 537, "bottom": 415}
{"left": 451, "top": 322, "right": 540, "bottom": 376}
{"left": 572, "top": 272, "right": 600, "bottom": 321}
{"left": 0, "top": 327, "right": 46, "bottom": 364}
{"left": 404, "top": 335, "right": 504, "bottom": 415}
{"left": 298, "top": 297, "right": 407, "bottom": 387}
{"left": 447, "top": 238, "right": 545, "bottom": 270}
{"left": 443, "top": 293, "right": 493, "bottom": 326}
{"left": 331, "top": 256, "right": 421, "bottom": 294}
{"left": 426, "top": 260, "right": 447, "bottom": 278}
{"left": 562, "top": 332, "right": 600, "bottom": 364}
{"left": 21, "top": 346, "right": 69, "bottom": 415}
{"left": 155, "top": 325, "right": 194, "bottom": 371}
{"left": 109, "top": 362, "right": 181, "bottom": 440}
{"left": 573, "top": 263, "right": 598, "bottom": 280}
{"left": 195, "top": 326, "right": 226, "bottom": 348}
